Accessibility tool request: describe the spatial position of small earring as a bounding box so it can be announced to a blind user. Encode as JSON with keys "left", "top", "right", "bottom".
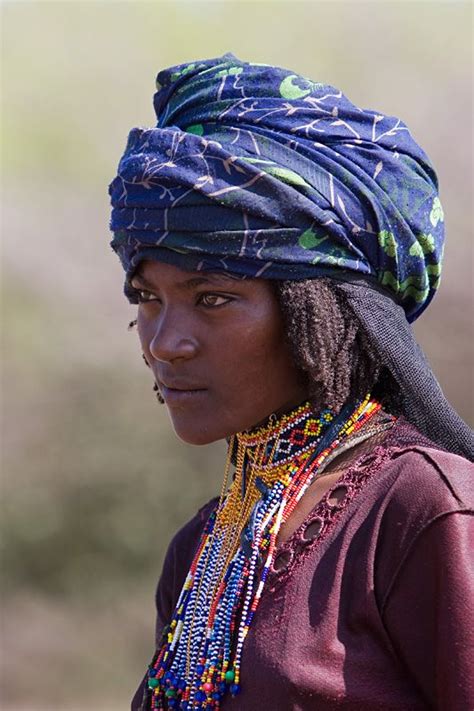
{"left": 140, "top": 353, "right": 163, "bottom": 404}
{"left": 128, "top": 319, "right": 137, "bottom": 331}
{"left": 153, "top": 382, "right": 165, "bottom": 404}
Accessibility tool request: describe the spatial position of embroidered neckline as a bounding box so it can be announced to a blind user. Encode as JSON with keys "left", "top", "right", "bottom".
{"left": 266, "top": 422, "right": 399, "bottom": 591}
{"left": 142, "top": 396, "right": 388, "bottom": 710}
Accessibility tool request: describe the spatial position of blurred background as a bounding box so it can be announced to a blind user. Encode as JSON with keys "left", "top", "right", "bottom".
{"left": 1, "top": 1, "right": 472, "bottom": 709}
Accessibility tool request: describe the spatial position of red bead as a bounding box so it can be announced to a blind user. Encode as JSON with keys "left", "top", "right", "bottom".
{"left": 203, "top": 682, "right": 213, "bottom": 692}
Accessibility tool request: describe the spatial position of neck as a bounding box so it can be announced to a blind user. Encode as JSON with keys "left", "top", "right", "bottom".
{"left": 234, "top": 400, "right": 332, "bottom": 472}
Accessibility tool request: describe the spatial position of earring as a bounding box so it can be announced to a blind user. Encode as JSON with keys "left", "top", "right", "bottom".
{"left": 153, "top": 382, "right": 165, "bottom": 404}
{"left": 131, "top": 327, "right": 163, "bottom": 405}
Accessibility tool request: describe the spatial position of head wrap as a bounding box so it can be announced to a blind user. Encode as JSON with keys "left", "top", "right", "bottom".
{"left": 109, "top": 54, "right": 473, "bottom": 460}
{"left": 109, "top": 53, "right": 444, "bottom": 322}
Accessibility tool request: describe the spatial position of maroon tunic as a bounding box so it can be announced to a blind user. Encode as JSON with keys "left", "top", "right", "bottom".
{"left": 133, "top": 420, "right": 474, "bottom": 710}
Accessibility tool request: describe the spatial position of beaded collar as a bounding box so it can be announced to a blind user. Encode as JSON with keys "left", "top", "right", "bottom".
{"left": 142, "top": 395, "right": 382, "bottom": 710}
{"left": 236, "top": 401, "right": 333, "bottom": 469}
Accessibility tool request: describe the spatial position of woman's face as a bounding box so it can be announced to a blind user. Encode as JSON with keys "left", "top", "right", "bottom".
{"left": 132, "top": 260, "right": 308, "bottom": 445}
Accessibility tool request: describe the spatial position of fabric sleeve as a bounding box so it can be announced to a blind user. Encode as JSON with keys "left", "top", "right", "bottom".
{"left": 154, "top": 496, "right": 219, "bottom": 645}
{"left": 131, "top": 498, "right": 217, "bottom": 710}
{"left": 381, "top": 510, "right": 474, "bottom": 710}
{"left": 154, "top": 533, "right": 178, "bottom": 647}
{"left": 131, "top": 498, "right": 219, "bottom": 710}
{"left": 131, "top": 538, "right": 177, "bottom": 711}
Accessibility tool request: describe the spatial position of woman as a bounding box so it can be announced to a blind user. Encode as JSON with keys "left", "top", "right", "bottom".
{"left": 109, "top": 55, "right": 474, "bottom": 710}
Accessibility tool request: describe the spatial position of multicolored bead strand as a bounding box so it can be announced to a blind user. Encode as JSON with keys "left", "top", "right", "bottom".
{"left": 142, "top": 396, "right": 385, "bottom": 710}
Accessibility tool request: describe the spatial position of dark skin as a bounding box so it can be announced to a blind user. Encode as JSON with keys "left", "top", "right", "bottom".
{"left": 132, "top": 260, "right": 387, "bottom": 544}
{"left": 132, "top": 260, "right": 308, "bottom": 446}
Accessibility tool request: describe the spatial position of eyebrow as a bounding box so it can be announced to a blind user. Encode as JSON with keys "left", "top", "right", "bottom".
{"left": 130, "top": 270, "right": 241, "bottom": 292}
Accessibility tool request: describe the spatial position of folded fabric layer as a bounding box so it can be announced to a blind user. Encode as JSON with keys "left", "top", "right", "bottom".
{"left": 109, "top": 53, "right": 444, "bottom": 322}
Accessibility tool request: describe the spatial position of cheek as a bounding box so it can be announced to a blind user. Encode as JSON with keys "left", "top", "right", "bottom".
{"left": 142, "top": 288, "right": 301, "bottom": 444}
{"left": 236, "top": 305, "right": 290, "bottom": 373}
{"left": 167, "top": 307, "right": 288, "bottom": 444}
{"left": 211, "top": 303, "right": 296, "bottom": 403}
{"left": 136, "top": 312, "right": 148, "bottom": 354}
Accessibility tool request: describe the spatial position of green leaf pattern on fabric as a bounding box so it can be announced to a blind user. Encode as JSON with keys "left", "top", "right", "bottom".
{"left": 299, "top": 228, "right": 353, "bottom": 267}
{"left": 409, "top": 233, "right": 436, "bottom": 258}
{"left": 299, "top": 228, "right": 327, "bottom": 249}
{"left": 380, "top": 259, "right": 441, "bottom": 302}
{"left": 378, "top": 230, "right": 398, "bottom": 258}
{"left": 279, "top": 74, "right": 323, "bottom": 100}
{"left": 430, "top": 197, "right": 444, "bottom": 227}
{"left": 265, "top": 166, "right": 311, "bottom": 189}
{"left": 380, "top": 272, "right": 428, "bottom": 303}
{"left": 185, "top": 124, "right": 204, "bottom": 136}
{"left": 110, "top": 54, "right": 445, "bottom": 321}
{"left": 170, "top": 63, "right": 198, "bottom": 82}
{"left": 216, "top": 67, "right": 244, "bottom": 78}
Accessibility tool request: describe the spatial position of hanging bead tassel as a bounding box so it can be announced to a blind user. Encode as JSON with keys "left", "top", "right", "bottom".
{"left": 143, "top": 396, "right": 387, "bottom": 709}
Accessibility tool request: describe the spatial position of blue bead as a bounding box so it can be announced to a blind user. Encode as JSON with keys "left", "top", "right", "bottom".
{"left": 148, "top": 668, "right": 157, "bottom": 677}
{"left": 178, "top": 679, "right": 186, "bottom": 690}
{"left": 195, "top": 690, "right": 206, "bottom": 702}
{"left": 230, "top": 683, "right": 241, "bottom": 696}
{"left": 167, "top": 700, "right": 178, "bottom": 709}
{"left": 196, "top": 664, "right": 205, "bottom": 675}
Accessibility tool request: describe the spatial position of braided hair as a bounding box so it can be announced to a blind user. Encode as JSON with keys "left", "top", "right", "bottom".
{"left": 275, "top": 278, "right": 398, "bottom": 415}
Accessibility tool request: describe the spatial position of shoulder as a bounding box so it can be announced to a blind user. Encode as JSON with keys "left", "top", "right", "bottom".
{"left": 370, "top": 420, "right": 473, "bottom": 604}
{"left": 382, "top": 445, "right": 473, "bottom": 510}
{"left": 374, "top": 418, "right": 474, "bottom": 518}
{"left": 154, "top": 496, "right": 219, "bottom": 628}
{"left": 167, "top": 496, "right": 219, "bottom": 562}
{"left": 375, "top": 443, "right": 473, "bottom": 559}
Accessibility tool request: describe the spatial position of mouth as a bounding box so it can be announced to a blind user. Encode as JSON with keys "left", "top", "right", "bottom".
{"left": 159, "top": 381, "right": 208, "bottom": 406}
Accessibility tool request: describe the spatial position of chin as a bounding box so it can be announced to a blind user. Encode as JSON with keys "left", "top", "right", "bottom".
{"left": 170, "top": 418, "right": 224, "bottom": 446}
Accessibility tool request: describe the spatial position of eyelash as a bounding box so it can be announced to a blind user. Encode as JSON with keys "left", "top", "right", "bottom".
{"left": 135, "top": 290, "right": 233, "bottom": 308}
{"left": 135, "top": 290, "right": 157, "bottom": 304}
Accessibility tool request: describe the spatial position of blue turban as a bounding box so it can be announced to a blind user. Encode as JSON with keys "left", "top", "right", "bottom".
{"left": 109, "top": 53, "right": 444, "bottom": 322}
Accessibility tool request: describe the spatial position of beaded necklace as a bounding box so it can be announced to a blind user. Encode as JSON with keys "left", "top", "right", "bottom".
{"left": 142, "top": 395, "right": 382, "bottom": 710}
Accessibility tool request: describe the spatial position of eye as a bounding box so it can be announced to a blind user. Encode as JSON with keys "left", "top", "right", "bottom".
{"left": 136, "top": 289, "right": 160, "bottom": 303}
{"left": 198, "top": 293, "right": 233, "bottom": 308}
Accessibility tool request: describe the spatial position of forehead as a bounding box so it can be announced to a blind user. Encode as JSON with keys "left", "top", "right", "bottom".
{"left": 131, "top": 260, "right": 246, "bottom": 289}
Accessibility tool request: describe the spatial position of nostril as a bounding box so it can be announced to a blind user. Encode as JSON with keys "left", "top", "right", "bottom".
{"left": 149, "top": 329, "right": 198, "bottom": 364}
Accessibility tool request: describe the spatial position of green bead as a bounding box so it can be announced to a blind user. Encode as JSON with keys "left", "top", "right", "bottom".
{"left": 148, "top": 678, "right": 159, "bottom": 689}
{"left": 225, "top": 669, "right": 235, "bottom": 683}
{"left": 165, "top": 688, "right": 177, "bottom": 698}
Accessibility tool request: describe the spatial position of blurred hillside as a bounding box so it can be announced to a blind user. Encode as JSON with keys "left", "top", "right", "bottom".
{"left": 1, "top": 2, "right": 473, "bottom": 709}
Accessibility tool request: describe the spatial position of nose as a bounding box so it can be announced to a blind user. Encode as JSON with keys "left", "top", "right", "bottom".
{"left": 143, "top": 308, "right": 199, "bottom": 364}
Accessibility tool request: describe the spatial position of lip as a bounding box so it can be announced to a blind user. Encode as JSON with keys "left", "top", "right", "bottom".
{"left": 159, "top": 382, "right": 208, "bottom": 406}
